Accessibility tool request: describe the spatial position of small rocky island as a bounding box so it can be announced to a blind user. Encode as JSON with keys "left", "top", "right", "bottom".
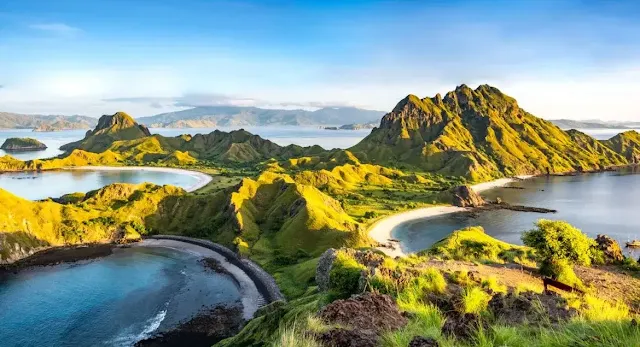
{"left": 1, "top": 137, "right": 48, "bottom": 151}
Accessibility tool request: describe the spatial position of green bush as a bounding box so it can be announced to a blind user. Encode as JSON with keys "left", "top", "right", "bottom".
{"left": 522, "top": 220, "right": 596, "bottom": 266}
{"left": 328, "top": 252, "right": 366, "bottom": 299}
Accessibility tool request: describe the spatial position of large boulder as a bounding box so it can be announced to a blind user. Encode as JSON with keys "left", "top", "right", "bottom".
{"left": 595, "top": 234, "right": 624, "bottom": 264}
{"left": 449, "top": 185, "right": 485, "bottom": 207}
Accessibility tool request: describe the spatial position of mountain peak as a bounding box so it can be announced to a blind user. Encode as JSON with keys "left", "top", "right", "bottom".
{"left": 60, "top": 112, "right": 151, "bottom": 153}
{"left": 351, "top": 84, "right": 630, "bottom": 180}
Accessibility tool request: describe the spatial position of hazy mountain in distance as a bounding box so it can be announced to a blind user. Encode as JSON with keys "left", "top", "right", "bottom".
{"left": 137, "top": 106, "right": 385, "bottom": 128}
{"left": 0, "top": 112, "right": 97, "bottom": 131}
{"left": 550, "top": 119, "right": 639, "bottom": 129}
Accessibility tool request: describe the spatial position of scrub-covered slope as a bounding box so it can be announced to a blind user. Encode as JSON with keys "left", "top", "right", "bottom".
{"left": 0, "top": 183, "right": 183, "bottom": 263}
{"left": 60, "top": 112, "right": 152, "bottom": 153}
{"left": 602, "top": 130, "right": 640, "bottom": 164}
{"left": 351, "top": 85, "right": 627, "bottom": 181}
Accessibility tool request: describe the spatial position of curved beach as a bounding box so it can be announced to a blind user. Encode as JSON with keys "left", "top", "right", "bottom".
{"left": 69, "top": 166, "right": 213, "bottom": 192}
{"left": 369, "top": 176, "right": 532, "bottom": 257}
{"left": 135, "top": 239, "right": 265, "bottom": 320}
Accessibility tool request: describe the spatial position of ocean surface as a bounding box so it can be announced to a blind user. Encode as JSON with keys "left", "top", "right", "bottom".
{"left": 394, "top": 168, "right": 640, "bottom": 255}
{"left": 0, "top": 246, "right": 242, "bottom": 347}
{"left": 0, "top": 169, "right": 201, "bottom": 200}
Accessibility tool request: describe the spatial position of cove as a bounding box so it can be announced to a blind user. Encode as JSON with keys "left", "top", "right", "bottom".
{"left": 393, "top": 168, "right": 640, "bottom": 254}
{"left": 0, "top": 167, "right": 206, "bottom": 200}
{"left": 0, "top": 243, "right": 243, "bottom": 347}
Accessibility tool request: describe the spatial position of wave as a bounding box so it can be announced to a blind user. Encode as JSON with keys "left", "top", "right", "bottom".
{"left": 107, "top": 307, "right": 167, "bottom": 346}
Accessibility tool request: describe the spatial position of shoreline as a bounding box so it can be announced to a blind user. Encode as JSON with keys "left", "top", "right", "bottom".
{"left": 134, "top": 239, "right": 265, "bottom": 320}
{"left": 68, "top": 166, "right": 213, "bottom": 192}
{"left": 1, "top": 238, "right": 266, "bottom": 321}
{"left": 368, "top": 175, "right": 533, "bottom": 257}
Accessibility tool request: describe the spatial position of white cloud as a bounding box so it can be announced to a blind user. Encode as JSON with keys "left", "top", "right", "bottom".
{"left": 29, "top": 23, "right": 82, "bottom": 35}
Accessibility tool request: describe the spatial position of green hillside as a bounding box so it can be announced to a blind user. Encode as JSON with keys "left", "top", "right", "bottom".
{"left": 60, "top": 112, "right": 152, "bottom": 153}
{"left": 602, "top": 130, "right": 640, "bottom": 163}
{"left": 350, "top": 85, "right": 628, "bottom": 181}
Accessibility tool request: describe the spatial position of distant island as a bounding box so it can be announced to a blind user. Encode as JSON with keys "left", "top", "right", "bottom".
{"left": 0, "top": 112, "right": 97, "bottom": 131}
{"left": 550, "top": 118, "right": 640, "bottom": 129}
{"left": 323, "top": 121, "right": 378, "bottom": 130}
{"left": 1, "top": 137, "right": 47, "bottom": 151}
{"left": 137, "top": 106, "right": 385, "bottom": 128}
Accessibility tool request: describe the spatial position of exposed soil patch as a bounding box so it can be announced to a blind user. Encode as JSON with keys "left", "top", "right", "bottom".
{"left": 135, "top": 305, "right": 244, "bottom": 347}
{"left": 318, "top": 328, "right": 378, "bottom": 347}
{"left": 319, "top": 293, "right": 408, "bottom": 346}
{"left": 320, "top": 293, "right": 408, "bottom": 333}
{"left": 420, "top": 259, "right": 545, "bottom": 292}
{"left": 488, "top": 291, "right": 577, "bottom": 325}
{"left": 575, "top": 265, "right": 640, "bottom": 311}
{"left": 0, "top": 243, "right": 117, "bottom": 273}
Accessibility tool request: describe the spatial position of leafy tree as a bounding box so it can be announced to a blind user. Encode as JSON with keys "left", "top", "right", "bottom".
{"left": 522, "top": 220, "right": 595, "bottom": 266}
{"left": 522, "top": 220, "right": 595, "bottom": 287}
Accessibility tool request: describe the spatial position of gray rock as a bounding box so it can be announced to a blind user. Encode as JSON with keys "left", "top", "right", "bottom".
{"left": 316, "top": 248, "right": 337, "bottom": 292}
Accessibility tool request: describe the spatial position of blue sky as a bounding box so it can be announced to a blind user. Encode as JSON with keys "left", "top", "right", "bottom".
{"left": 1, "top": 0, "right": 640, "bottom": 120}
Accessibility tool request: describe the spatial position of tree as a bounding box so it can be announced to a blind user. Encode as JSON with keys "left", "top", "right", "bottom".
{"left": 522, "top": 220, "right": 596, "bottom": 287}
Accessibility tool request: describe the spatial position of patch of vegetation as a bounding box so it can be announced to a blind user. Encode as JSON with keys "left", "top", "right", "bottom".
{"left": 427, "top": 226, "right": 536, "bottom": 265}
{"left": 522, "top": 220, "right": 596, "bottom": 288}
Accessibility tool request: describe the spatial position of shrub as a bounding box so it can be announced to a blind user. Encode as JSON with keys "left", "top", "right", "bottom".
{"left": 364, "top": 210, "right": 379, "bottom": 219}
{"left": 481, "top": 276, "right": 507, "bottom": 293}
{"left": 328, "top": 252, "right": 366, "bottom": 299}
{"left": 461, "top": 286, "right": 491, "bottom": 314}
{"left": 522, "top": 220, "right": 596, "bottom": 266}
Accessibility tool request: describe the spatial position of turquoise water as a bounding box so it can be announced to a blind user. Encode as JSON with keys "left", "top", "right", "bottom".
{"left": 0, "top": 246, "right": 241, "bottom": 347}
{"left": 0, "top": 169, "right": 201, "bottom": 200}
{"left": 394, "top": 169, "right": 640, "bottom": 255}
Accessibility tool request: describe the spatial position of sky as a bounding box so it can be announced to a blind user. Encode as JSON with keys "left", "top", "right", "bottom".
{"left": 1, "top": 0, "right": 640, "bottom": 121}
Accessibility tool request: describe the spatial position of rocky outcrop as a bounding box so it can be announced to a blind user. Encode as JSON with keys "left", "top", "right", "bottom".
{"left": 135, "top": 305, "right": 244, "bottom": 347}
{"left": 316, "top": 248, "right": 385, "bottom": 293}
{"left": 1, "top": 137, "right": 47, "bottom": 151}
{"left": 319, "top": 293, "right": 408, "bottom": 346}
{"left": 595, "top": 234, "right": 624, "bottom": 264}
{"left": 316, "top": 248, "right": 338, "bottom": 292}
{"left": 449, "top": 185, "right": 484, "bottom": 207}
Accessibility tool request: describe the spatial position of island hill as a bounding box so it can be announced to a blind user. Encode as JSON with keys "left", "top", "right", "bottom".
{"left": 0, "top": 137, "right": 47, "bottom": 151}
{"left": 2, "top": 84, "right": 640, "bottom": 346}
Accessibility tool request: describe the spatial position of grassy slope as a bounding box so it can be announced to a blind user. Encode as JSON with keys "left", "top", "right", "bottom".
{"left": 0, "top": 183, "right": 183, "bottom": 262}
{"left": 602, "top": 130, "right": 640, "bottom": 163}
{"left": 351, "top": 85, "right": 628, "bottom": 181}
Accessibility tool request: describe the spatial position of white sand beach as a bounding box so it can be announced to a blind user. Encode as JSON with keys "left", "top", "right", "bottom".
{"left": 69, "top": 166, "right": 213, "bottom": 192}
{"left": 368, "top": 175, "right": 534, "bottom": 257}
{"left": 134, "top": 239, "right": 265, "bottom": 320}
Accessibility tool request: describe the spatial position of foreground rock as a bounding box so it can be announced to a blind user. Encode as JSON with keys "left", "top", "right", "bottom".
{"left": 319, "top": 293, "right": 408, "bottom": 346}
{"left": 595, "top": 234, "right": 624, "bottom": 263}
{"left": 1, "top": 137, "right": 47, "bottom": 151}
{"left": 135, "top": 305, "right": 244, "bottom": 347}
{"left": 448, "top": 185, "right": 485, "bottom": 207}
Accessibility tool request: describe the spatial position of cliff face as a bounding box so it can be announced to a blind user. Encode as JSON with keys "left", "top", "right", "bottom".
{"left": 60, "top": 112, "right": 151, "bottom": 153}
{"left": 351, "top": 85, "right": 628, "bottom": 181}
